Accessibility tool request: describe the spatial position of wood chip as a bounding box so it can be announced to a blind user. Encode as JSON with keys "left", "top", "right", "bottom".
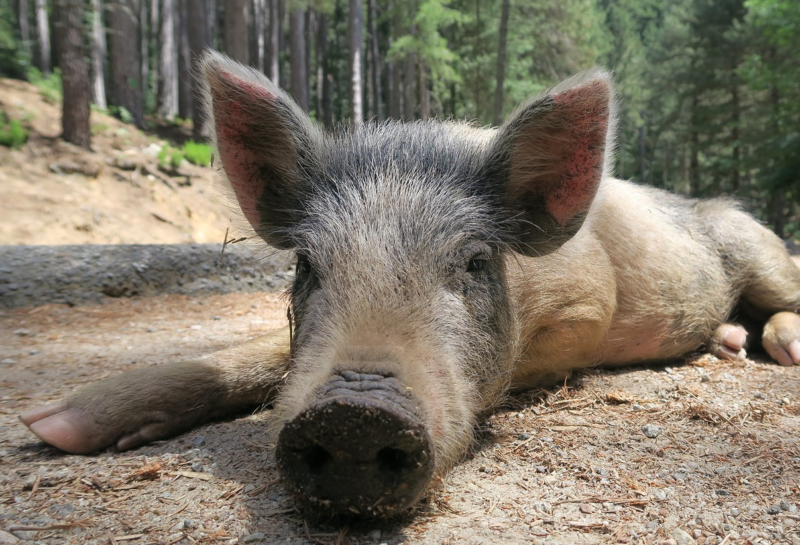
{"left": 169, "top": 471, "right": 214, "bottom": 481}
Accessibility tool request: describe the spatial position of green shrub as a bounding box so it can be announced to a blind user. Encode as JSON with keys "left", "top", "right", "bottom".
{"left": 26, "top": 67, "right": 62, "bottom": 104}
{"left": 182, "top": 140, "right": 212, "bottom": 167}
{"left": 0, "top": 112, "right": 28, "bottom": 148}
{"left": 158, "top": 145, "right": 184, "bottom": 169}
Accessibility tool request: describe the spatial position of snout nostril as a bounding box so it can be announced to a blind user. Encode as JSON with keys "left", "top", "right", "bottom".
{"left": 377, "top": 447, "right": 411, "bottom": 474}
{"left": 300, "top": 445, "right": 332, "bottom": 474}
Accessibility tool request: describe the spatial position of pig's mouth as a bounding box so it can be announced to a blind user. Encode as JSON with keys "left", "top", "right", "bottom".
{"left": 275, "top": 371, "right": 435, "bottom": 517}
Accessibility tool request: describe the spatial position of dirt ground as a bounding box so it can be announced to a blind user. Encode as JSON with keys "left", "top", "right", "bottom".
{"left": 0, "top": 78, "right": 238, "bottom": 246}
{"left": 3, "top": 293, "right": 800, "bottom": 545}
{"left": 4, "top": 78, "right": 800, "bottom": 544}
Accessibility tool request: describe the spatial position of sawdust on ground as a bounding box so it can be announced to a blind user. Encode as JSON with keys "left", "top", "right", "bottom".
{"left": 3, "top": 294, "right": 800, "bottom": 545}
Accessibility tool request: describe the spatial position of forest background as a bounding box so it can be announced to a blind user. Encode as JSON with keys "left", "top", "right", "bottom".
{"left": 1, "top": 0, "right": 798, "bottom": 239}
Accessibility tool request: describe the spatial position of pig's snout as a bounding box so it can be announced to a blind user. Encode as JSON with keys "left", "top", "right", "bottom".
{"left": 276, "top": 371, "right": 435, "bottom": 516}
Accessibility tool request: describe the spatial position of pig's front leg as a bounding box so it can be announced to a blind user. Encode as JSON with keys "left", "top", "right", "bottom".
{"left": 19, "top": 328, "right": 291, "bottom": 454}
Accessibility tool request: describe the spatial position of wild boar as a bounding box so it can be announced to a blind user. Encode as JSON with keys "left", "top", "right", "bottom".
{"left": 20, "top": 51, "right": 800, "bottom": 517}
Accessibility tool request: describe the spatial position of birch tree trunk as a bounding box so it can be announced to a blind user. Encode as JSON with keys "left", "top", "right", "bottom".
{"left": 158, "top": 0, "right": 179, "bottom": 118}
{"left": 90, "top": 0, "right": 106, "bottom": 108}
{"left": 35, "top": 0, "right": 51, "bottom": 74}
{"left": 348, "top": 0, "right": 363, "bottom": 126}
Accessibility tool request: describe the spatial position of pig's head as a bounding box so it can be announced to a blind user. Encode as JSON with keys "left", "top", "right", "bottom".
{"left": 201, "top": 51, "right": 615, "bottom": 517}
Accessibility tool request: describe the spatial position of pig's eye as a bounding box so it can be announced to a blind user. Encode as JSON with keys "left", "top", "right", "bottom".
{"left": 296, "top": 255, "right": 313, "bottom": 277}
{"left": 466, "top": 257, "right": 487, "bottom": 273}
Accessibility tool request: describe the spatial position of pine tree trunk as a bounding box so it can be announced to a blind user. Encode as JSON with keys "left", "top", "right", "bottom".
{"left": 403, "top": 29, "right": 415, "bottom": 120}
{"left": 35, "top": 0, "right": 51, "bottom": 74}
{"left": 225, "top": 0, "right": 248, "bottom": 63}
{"left": 90, "top": 0, "right": 106, "bottom": 108}
{"left": 178, "top": 0, "right": 192, "bottom": 119}
{"left": 730, "top": 74, "right": 741, "bottom": 193}
{"left": 187, "top": 0, "right": 210, "bottom": 139}
{"left": 150, "top": 0, "right": 159, "bottom": 101}
{"left": 158, "top": 0, "right": 179, "bottom": 118}
{"left": 368, "top": 0, "right": 381, "bottom": 121}
{"left": 139, "top": 0, "right": 147, "bottom": 108}
{"left": 52, "top": 0, "right": 92, "bottom": 149}
{"left": 109, "top": 0, "right": 145, "bottom": 127}
{"left": 689, "top": 92, "right": 699, "bottom": 195}
{"left": 289, "top": 6, "right": 308, "bottom": 111}
{"left": 493, "top": 0, "right": 509, "bottom": 126}
{"left": 348, "top": 0, "right": 363, "bottom": 126}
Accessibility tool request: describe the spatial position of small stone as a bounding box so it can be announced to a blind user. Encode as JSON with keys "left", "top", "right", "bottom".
{"left": 518, "top": 432, "right": 531, "bottom": 440}
{"left": 579, "top": 503, "right": 595, "bottom": 514}
{"left": 781, "top": 500, "right": 793, "bottom": 511}
{"left": 243, "top": 484, "right": 256, "bottom": 493}
{"left": 1, "top": 359, "right": 15, "bottom": 365}
{"left": 700, "top": 374, "right": 710, "bottom": 383}
{"left": 645, "top": 521, "right": 659, "bottom": 532}
{"left": 767, "top": 505, "right": 781, "bottom": 515}
{"left": 730, "top": 507, "right": 740, "bottom": 517}
{"left": 642, "top": 424, "right": 662, "bottom": 438}
{"left": 193, "top": 436, "right": 206, "bottom": 447}
{"left": 754, "top": 392, "right": 766, "bottom": 399}
{"left": 191, "top": 324, "right": 202, "bottom": 330}
{"left": 191, "top": 461, "right": 204, "bottom": 472}
{"left": 714, "top": 489, "right": 729, "bottom": 496}
{"left": 0, "top": 530, "right": 20, "bottom": 544}
{"left": 241, "top": 533, "right": 266, "bottom": 543}
{"left": 671, "top": 528, "right": 696, "bottom": 545}
{"left": 13, "top": 329, "right": 31, "bottom": 336}
{"left": 632, "top": 403, "right": 645, "bottom": 411}
{"left": 672, "top": 472, "right": 687, "bottom": 481}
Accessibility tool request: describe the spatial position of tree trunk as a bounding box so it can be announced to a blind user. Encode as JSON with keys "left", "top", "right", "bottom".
{"left": 418, "top": 59, "right": 428, "bottom": 120}
{"left": 224, "top": 0, "right": 249, "bottom": 63}
{"left": 368, "top": 0, "right": 381, "bottom": 121}
{"left": 187, "top": 0, "right": 210, "bottom": 139}
{"left": 493, "top": 0, "right": 509, "bottom": 126}
{"left": 109, "top": 0, "right": 145, "bottom": 127}
{"left": 403, "top": 30, "right": 415, "bottom": 120}
{"left": 90, "top": 0, "right": 106, "bottom": 108}
{"left": 35, "top": 0, "right": 51, "bottom": 74}
{"left": 252, "top": 0, "right": 265, "bottom": 72}
{"left": 158, "top": 0, "right": 179, "bottom": 118}
{"left": 689, "top": 92, "right": 699, "bottom": 195}
{"left": 150, "top": 0, "right": 159, "bottom": 101}
{"left": 348, "top": 0, "right": 363, "bottom": 126}
{"left": 730, "top": 74, "right": 740, "bottom": 193}
{"left": 289, "top": 6, "right": 308, "bottom": 111}
{"left": 52, "top": 0, "right": 92, "bottom": 149}
{"left": 267, "top": 0, "right": 279, "bottom": 82}
{"left": 315, "top": 11, "right": 324, "bottom": 120}
{"left": 178, "top": 0, "right": 192, "bottom": 119}
{"left": 19, "top": 0, "right": 31, "bottom": 61}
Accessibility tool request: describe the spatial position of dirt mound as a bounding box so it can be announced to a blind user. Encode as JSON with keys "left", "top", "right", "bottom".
{"left": 0, "top": 78, "right": 241, "bottom": 246}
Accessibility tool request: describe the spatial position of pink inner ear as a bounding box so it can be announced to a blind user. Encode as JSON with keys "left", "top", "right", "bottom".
{"left": 545, "top": 81, "right": 609, "bottom": 226}
{"left": 212, "top": 68, "right": 277, "bottom": 229}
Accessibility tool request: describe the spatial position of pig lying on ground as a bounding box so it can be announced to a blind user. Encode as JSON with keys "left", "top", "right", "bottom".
{"left": 20, "top": 51, "right": 800, "bottom": 517}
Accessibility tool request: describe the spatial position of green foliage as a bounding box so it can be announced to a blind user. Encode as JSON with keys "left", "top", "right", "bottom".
{"left": 0, "top": 0, "right": 29, "bottom": 78}
{"left": 0, "top": 111, "right": 29, "bottom": 149}
{"left": 158, "top": 145, "right": 185, "bottom": 169}
{"left": 182, "top": 140, "right": 212, "bottom": 167}
{"left": 26, "top": 68, "right": 62, "bottom": 104}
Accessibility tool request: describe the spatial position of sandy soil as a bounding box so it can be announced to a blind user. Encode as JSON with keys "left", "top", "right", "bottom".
{"left": 3, "top": 294, "right": 800, "bottom": 545}
{"left": 0, "top": 78, "right": 240, "bottom": 246}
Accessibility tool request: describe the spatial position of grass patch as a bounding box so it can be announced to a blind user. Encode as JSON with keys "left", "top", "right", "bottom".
{"left": 158, "top": 144, "right": 184, "bottom": 169}
{"left": 182, "top": 140, "right": 212, "bottom": 167}
{"left": 0, "top": 110, "right": 28, "bottom": 148}
{"left": 27, "top": 67, "right": 62, "bottom": 104}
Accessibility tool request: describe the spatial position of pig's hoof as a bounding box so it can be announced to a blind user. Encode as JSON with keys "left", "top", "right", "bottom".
{"left": 20, "top": 402, "right": 177, "bottom": 454}
{"left": 276, "top": 372, "right": 435, "bottom": 517}
{"left": 20, "top": 402, "right": 119, "bottom": 454}
{"left": 763, "top": 312, "right": 800, "bottom": 366}
{"left": 709, "top": 322, "right": 748, "bottom": 361}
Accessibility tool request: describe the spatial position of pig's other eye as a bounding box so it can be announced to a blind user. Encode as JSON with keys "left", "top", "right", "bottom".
{"left": 466, "top": 257, "right": 488, "bottom": 273}
{"left": 296, "top": 255, "right": 313, "bottom": 278}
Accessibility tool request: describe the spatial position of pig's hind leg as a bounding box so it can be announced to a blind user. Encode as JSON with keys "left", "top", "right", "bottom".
{"left": 20, "top": 328, "right": 292, "bottom": 454}
{"left": 702, "top": 201, "right": 800, "bottom": 365}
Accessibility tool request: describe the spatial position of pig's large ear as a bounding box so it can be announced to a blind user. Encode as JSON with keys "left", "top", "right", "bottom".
{"left": 486, "top": 69, "right": 616, "bottom": 256}
{"left": 201, "top": 50, "right": 323, "bottom": 249}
